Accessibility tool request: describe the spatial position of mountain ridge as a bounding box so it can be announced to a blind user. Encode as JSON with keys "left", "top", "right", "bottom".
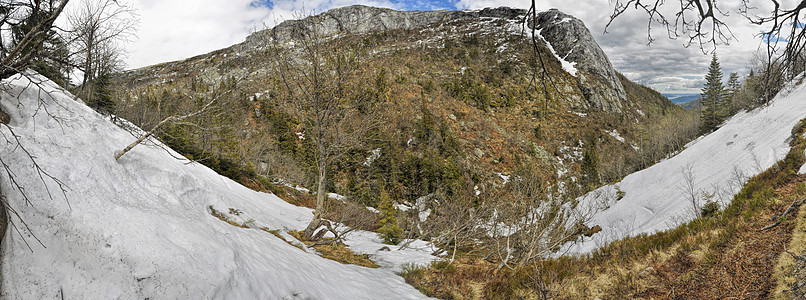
{"left": 112, "top": 5, "right": 694, "bottom": 222}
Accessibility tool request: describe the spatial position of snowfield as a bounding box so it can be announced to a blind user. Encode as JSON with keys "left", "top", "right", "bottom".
{"left": 567, "top": 78, "right": 806, "bottom": 254}
{"left": 0, "top": 73, "right": 435, "bottom": 299}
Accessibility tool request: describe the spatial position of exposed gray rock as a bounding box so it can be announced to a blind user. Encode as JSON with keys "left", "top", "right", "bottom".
{"left": 244, "top": 5, "right": 524, "bottom": 47}
{"left": 243, "top": 6, "right": 626, "bottom": 114}
{"left": 536, "top": 9, "right": 627, "bottom": 113}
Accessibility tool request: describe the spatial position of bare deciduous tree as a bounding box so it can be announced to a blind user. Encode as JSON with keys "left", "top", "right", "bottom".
{"left": 607, "top": 0, "right": 806, "bottom": 104}
{"left": 678, "top": 163, "right": 700, "bottom": 217}
{"left": 267, "top": 14, "right": 381, "bottom": 240}
{"left": 484, "top": 163, "right": 596, "bottom": 269}
{"left": 67, "top": 0, "right": 136, "bottom": 101}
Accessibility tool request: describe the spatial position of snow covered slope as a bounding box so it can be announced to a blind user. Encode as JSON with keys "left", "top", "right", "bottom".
{"left": 568, "top": 79, "right": 806, "bottom": 254}
{"left": 0, "top": 73, "right": 435, "bottom": 299}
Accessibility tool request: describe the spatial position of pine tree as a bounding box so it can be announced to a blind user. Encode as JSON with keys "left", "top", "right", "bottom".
{"left": 580, "top": 143, "right": 599, "bottom": 187}
{"left": 725, "top": 72, "right": 740, "bottom": 115}
{"left": 726, "top": 72, "right": 740, "bottom": 96}
{"left": 87, "top": 73, "right": 116, "bottom": 114}
{"left": 701, "top": 53, "right": 726, "bottom": 133}
{"left": 377, "top": 191, "right": 402, "bottom": 245}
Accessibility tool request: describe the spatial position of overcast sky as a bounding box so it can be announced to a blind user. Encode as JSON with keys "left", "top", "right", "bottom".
{"left": 116, "top": 0, "right": 779, "bottom": 94}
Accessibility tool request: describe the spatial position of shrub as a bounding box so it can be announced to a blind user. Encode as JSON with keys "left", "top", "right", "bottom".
{"left": 700, "top": 201, "right": 719, "bottom": 217}
{"left": 443, "top": 71, "right": 491, "bottom": 110}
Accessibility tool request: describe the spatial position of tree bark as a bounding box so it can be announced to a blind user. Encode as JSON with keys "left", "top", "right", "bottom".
{"left": 303, "top": 164, "right": 327, "bottom": 238}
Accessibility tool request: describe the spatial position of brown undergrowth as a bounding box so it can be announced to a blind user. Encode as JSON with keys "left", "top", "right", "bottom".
{"left": 404, "top": 118, "right": 806, "bottom": 299}
{"left": 289, "top": 230, "right": 380, "bottom": 268}
{"left": 209, "top": 205, "right": 379, "bottom": 268}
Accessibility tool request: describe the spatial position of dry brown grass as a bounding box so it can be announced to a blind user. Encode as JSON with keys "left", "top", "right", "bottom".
{"left": 771, "top": 181, "right": 806, "bottom": 299}
{"left": 405, "top": 118, "right": 806, "bottom": 299}
{"left": 209, "top": 206, "right": 249, "bottom": 228}
{"left": 288, "top": 230, "right": 380, "bottom": 268}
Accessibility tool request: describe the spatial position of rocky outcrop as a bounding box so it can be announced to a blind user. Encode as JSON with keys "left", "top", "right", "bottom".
{"left": 244, "top": 6, "right": 627, "bottom": 114}
{"left": 244, "top": 5, "right": 524, "bottom": 47}
{"left": 536, "top": 9, "right": 626, "bottom": 113}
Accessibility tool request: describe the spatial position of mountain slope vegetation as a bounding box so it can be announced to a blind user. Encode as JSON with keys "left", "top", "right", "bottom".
{"left": 111, "top": 6, "right": 698, "bottom": 211}
{"left": 5, "top": 3, "right": 806, "bottom": 299}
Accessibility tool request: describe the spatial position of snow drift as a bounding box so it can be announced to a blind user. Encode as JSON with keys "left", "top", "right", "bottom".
{"left": 568, "top": 78, "right": 806, "bottom": 254}
{"left": 0, "top": 73, "right": 435, "bottom": 299}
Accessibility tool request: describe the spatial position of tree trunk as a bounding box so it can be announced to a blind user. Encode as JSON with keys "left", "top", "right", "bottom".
{"left": 303, "top": 164, "right": 327, "bottom": 239}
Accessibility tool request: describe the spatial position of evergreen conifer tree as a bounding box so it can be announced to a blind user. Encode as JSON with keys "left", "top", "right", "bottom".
{"left": 701, "top": 53, "right": 726, "bottom": 133}
{"left": 580, "top": 143, "right": 599, "bottom": 187}
{"left": 377, "top": 191, "right": 402, "bottom": 245}
{"left": 726, "top": 72, "right": 740, "bottom": 96}
{"left": 725, "top": 72, "right": 740, "bottom": 115}
{"left": 87, "top": 72, "right": 116, "bottom": 114}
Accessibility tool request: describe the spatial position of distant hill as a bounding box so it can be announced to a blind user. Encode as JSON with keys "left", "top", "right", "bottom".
{"left": 663, "top": 93, "right": 701, "bottom": 105}
{"left": 679, "top": 98, "right": 702, "bottom": 110}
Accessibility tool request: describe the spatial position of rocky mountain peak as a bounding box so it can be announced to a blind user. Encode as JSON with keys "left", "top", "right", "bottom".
{"left": 242, "top": 6, "right": 628, "bottom": 113}
{"left": 244, "top": 5, "right": 525, "bottom": 47}
{"left": 536, "top": 9, "right": 627, "bottom": 113}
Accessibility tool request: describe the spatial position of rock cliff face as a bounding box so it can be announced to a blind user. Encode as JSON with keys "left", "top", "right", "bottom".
{"left": 244, "top": 6, "right": 524, "bottom": 46}
{"left": 536, "top": 9, "right": 626, "bottom": 113}
{"left": 245, "top": 5, "right": 627, "bottom": 113}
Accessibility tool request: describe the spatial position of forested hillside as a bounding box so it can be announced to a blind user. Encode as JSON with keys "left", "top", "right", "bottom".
{"left": 111, "top": 6, "right": 698, "bottom": 214}
{"left": 5, "top": 1, "right": 806, "bottom": 298}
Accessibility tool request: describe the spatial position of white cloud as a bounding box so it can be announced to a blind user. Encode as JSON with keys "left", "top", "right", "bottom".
{"left": 123, "top": 0, "right": 782, "bottom": 94}
{"left": 126, "top": 0, "right": 270, "bottom": 69}
{"left": 125, "top": 0, "right": 400, "bottom": 69}
{"left": 455, "top": 0, "right": 770, "bottom": 94}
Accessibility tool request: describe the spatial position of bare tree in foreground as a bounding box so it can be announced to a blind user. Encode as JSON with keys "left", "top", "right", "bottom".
{"left": 114, "top": 92, "right": 219, "bottom": 160}
{"left": 678, "top": 163, "right": 700, "bottom": 217}
{"left": 67, "top": 0, "right": 135, "bottom": 85}
{"left": 484, "top": 162, "right": 597, "bottom": 270}
{"left": 268, "top": 15, "right": 381, "bottom": 240}
{"left": 0, "top": 0, "right": 72, "bottom": 250}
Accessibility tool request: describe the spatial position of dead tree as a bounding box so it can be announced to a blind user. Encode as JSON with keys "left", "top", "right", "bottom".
{"left": 114, "top": 93, "right": 218, "bottom": 160}
{"left": 113, "top": 78, "right": 237, "bottom": 160}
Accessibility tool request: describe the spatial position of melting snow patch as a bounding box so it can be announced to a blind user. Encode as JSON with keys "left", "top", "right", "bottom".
{"left": 565, "top": 80, "right": 806, "bottom": 255}
{"left": 0, "top": 73, "right": 436, "bottom": 299}
{"left": 799, "top": 148, "right": 806, "bottom": 174}
{"left": 536, "top": 29, "right": 578, "bottom": 77}
{"left": 327, "top": 193, "right": 346, "bottom": 202}
{"left": 606, "top": 129, "right": 626, "bottom": 143}
{"left": 497, "top": 173, "right": 511, "bottom": 184}
{"left": 364, "top": 148, "right": 382, "bottom": 166}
